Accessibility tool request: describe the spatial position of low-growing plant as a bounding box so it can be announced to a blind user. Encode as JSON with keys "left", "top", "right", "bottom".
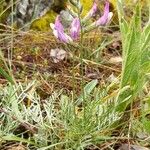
{"left": 0, "top": 79, "right": 123, "bottom": 149}
{"left": 0, "top": 0, "right": 150, "bottom": 149}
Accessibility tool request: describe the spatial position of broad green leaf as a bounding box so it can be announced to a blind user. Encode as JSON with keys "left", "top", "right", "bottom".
{"left": 76, "top": 79, "right": 98, "bottom": 105}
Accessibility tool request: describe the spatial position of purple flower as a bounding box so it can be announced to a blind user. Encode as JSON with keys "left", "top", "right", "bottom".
{"left": 70, "top": 17, "right": 81, "bottom": 40}
{"left": 82, "top": 2, "right": 98, "bottom": 23}
{"left": 50, "top": 15, "right": 72, "bottom": 43}
{"left": 87, "top": 2, "right": 98, "bottom": 18}
{"left": 54, "top": 15, "right": 64, "bottom": 32}
{"left": 95, "top": 2, "right": 110, "bottom": 26}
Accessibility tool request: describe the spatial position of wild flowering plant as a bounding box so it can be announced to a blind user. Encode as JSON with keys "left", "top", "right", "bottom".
{"left": 50, "top": 0, "right": 113, "bottom": 43}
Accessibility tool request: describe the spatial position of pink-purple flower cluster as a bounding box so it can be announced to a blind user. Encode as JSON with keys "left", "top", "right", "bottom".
{"left": 50, "top": 1, "right": 112, "bottom": 43}
{"left": 50, "top": 16, "right": 81, "bottom": 43}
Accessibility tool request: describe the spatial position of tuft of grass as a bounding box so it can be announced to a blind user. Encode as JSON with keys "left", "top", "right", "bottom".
{"left": 115, "top": 1, "right": 150, "bottom": 113}
{"left": 0, "top": 50, "right": 15, "bottom": 84}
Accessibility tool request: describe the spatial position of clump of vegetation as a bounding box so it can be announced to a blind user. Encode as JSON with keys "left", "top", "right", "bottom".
{"left": 0, "top": 0, "right": 150, "bottom": 150}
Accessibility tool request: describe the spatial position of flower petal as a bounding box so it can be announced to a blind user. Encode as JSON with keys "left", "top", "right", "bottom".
{"left": 54, "top": 15, "right": 64, "bottom": 32}
{"left": 70, "top": 17, "right": 81, "bottom": 40}
{"left": 95, "top": 2, "right": 110, "bottom": 26}
{"left": 50, "top": 15, "right": 72, "bottom": 43}
{"left": 87, "top": 2, "right": 98, "bottom": 18}
{"left": 50, "top": 23, "right": 55, "bottom": 30}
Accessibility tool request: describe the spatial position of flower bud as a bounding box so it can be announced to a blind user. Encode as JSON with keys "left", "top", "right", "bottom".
{"left": 95, "top": 2, "right": 110, "bottom": 26}
{"left": 50, "top": 15, "right": 72, "bottom": 43}
{"left": 70, "top": 17, "right": 81, "bottom": 40}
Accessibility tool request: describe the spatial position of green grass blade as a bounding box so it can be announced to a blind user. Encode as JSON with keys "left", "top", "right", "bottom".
{"left": 0, "top": 67, "right": 14, "bottom": 84}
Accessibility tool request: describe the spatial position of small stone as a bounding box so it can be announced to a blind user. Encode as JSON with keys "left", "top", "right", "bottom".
{"left": 137, "top": 132, "right": 149, "bottom": 140}
{"left": 107, "top": 73, "right": 119, "bottom": 83}
{"left": 119, "top": 144, "right": 150, "bottom": 150}
{"left": 50, "top": 48, "right": 67, "bottom": 63}
{"left": 109, "top": 56, "right": 122, "bottom": 64}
